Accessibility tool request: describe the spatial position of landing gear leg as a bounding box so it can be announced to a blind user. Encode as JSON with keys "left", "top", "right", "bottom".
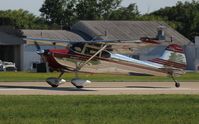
{"left": 46, "top": 70, "right": 66, "bottom": 88}
{"left": 171, "top": 75, "right": 180, "bottom": 88}
{"left": 58, "top": 70, "right": 65, "bottom": 79}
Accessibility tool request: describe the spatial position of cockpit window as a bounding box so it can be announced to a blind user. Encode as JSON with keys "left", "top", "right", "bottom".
{"left": 71, "top": 43, "right": 84, "bottom": 53}
{"left": 71, "top": 43, "right": 111, "bottom": 58}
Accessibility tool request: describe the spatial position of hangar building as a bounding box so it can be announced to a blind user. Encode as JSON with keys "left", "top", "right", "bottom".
{"left": 0, "top": 27, "right": 85, "bottom": 71}
{"left": 22, "top": 30, "right": 85, "bottom": 71}
{"left": 0, "top": 27, "right": 24, "bottom": 70}
{"left": 71, "top": 21, "right": 194, "bottom": 69}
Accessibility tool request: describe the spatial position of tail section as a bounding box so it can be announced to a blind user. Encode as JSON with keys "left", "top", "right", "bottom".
{"left": 148, "top": 44, "right": 186, "bottom": 87}
{"left": 149, "top": 44, "right": 187, "bottom": 70}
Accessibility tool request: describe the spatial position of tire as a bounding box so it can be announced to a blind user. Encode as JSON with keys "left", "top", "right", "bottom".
{"left": 51, "top": 84, "right": 59, "bottom": 88}
{"left": 76, "top": 86, "right": 84, "bottom": 89}
{"left": 175, "top": 83, "right": 180, "bottom": 88}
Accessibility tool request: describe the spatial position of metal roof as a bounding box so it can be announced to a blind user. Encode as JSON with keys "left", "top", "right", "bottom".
{"left": 22, "top": 30, "right": 85, "bottom": 41}
{"left": 72, "top": 21, "right": 190, "bottom": 45}
{"left": 0, "top": 22, "right": 191, "bottom": 45}
{"left": 0, "top": 32, "right": 24, "bottom": 45}
{"left": 0, "top": 28, "right": 85, "bottom": 45}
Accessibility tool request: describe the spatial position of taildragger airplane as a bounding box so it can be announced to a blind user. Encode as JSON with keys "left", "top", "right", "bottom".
{"left": 25, "top": 37, "right": 187, "bottom": 88}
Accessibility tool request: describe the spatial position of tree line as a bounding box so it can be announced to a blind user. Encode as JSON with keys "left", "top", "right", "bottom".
{"left": 39, "top": 0, "right": 139, "bottom": 29}
{"left": 0, "top": 0, "right": 198, "bottom": 41}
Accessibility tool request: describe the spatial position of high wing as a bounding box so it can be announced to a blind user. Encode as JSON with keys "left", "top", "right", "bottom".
{"left": 24, "top": 36, "right": 142, "bottom": 44}
{"left": 24, "top": 36, "right": 161, "bottom": 55}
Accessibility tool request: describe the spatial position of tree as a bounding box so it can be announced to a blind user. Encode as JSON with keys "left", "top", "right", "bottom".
{"left": 109, "top": 3, "right": 139, "bottom": 20}
{"left": 40, "top": 0, "right": 76, "bottom": 28}
{"left": 150, "top": 0, "right": 199, "bottom": 41}
{"left": 75, "top": 0, "right": 121, "bottom": 20}
{"left": 0, "top": 9, "right": 48, "bottom": 29}
{"left": 40, "top": 0, "right": 122, "bottom": 28}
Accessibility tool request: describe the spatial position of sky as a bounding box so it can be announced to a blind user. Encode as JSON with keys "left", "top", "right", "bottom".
{"left": 0, "top": 0, "right": 193, "bottom": 16}
{"left": 122, "top": 0, "right": 192, "bottom": 14}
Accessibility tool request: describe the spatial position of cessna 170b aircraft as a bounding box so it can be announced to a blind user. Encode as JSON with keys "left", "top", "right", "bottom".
{"left": 25, "top": 37, "right": 187, "bottom": 89}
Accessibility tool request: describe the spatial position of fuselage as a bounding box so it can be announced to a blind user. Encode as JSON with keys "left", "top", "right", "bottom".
{"left": 43, "top": 47, "right": 167, "bottom": 76}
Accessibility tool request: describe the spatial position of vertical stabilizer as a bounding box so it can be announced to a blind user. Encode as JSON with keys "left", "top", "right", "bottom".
{"left": 149, "top": 44, "right": 187, "bottom": 69}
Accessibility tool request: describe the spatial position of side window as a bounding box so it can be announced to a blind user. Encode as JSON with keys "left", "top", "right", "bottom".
{"left": 101, "top": 51, "right": 110, "bottom": 58}
{"left": 81, "top": 43, "right": 111, "bottom": 58}
{"left": 71, "top": 43, "right": 84, "bottom": 53}
{"left": 85, "top": 47, "right": 98, "bottom": 56}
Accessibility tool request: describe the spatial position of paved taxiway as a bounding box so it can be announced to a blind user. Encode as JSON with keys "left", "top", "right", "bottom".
{"left": 0, "top": 82, "right": 198, "bottom": 95}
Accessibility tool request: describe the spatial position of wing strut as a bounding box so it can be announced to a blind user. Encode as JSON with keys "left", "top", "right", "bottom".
{"left": 76, "top": 44, "right": 108, "bottom": 71}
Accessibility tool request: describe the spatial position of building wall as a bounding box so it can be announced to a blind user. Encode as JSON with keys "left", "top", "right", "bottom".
{"left": 22, "top": 44, "right": 41, "bottom": 71}
{"left": 185, "top": 45, "right": 199, "bottom": 70}
{"left": 22, "top": 44, "right": 64, "bottom": 71}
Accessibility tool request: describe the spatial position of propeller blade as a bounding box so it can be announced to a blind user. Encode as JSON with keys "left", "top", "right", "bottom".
{"left": 34, "top": 41, "right": 45, "bottom": 55}
{"left": 34, "top": 41, "right": 41, "bottom": 51}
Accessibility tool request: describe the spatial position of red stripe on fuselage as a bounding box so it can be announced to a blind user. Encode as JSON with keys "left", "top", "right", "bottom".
{"left": 166, "top": 44, "right": 184, "bottom": 53}
{"left": 49, "top": 49, "right": 69, "bottom": 55}
{"left": 149, "top": 58, "right": 186, "bottom": 69}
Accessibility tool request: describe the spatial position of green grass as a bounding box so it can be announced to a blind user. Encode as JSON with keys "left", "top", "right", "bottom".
{"left": 0, "top": 95, "right": 198, "bottom": 124}
{"left": 0, "top": 72, "right": 199, "bottom": 82}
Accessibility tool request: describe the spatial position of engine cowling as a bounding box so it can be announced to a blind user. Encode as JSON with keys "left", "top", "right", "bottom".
{"left": 71, "top": 78, "right": 91, "bottom": 88}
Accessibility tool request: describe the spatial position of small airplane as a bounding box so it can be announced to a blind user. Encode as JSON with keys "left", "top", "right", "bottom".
{"left": 25, "top": 37, "right": 187, "bottom": 89}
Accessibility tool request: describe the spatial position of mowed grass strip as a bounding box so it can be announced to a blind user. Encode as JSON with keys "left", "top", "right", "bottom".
{"left": 0, "top": 95, "right": 198, "bottom": 124}
{"left": 0, "top": 72, "right": 199, "bottom": 82}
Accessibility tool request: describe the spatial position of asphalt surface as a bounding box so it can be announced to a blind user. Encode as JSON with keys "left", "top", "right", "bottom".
{"left": 0, "top": 82, "right": 198, "bottom": 95}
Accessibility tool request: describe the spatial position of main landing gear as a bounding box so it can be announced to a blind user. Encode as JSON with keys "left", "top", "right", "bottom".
{"left": 46, "top": 71, "right": 91, "bottom": 89}
{"left": 46, "top": 71, "right": 66, "bottom": 88}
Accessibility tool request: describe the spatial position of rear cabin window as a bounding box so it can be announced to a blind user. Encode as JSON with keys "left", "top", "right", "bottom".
{"left": 101, "top": 51, "right": 111, "bottom": 58}
{"left": 74, "top": 43, "right": 111, "bottom": 59}
{"left": 85, "top": 47, "right": 98, "bottom": 56}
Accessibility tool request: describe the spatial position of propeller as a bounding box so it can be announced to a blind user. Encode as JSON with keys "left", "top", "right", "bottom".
{"left": 34, "top": 41, "right": 41, "bottom": 51}
{"left": 33, "top": 41, "right": 48, "bottom": 64}
{"left": 34, "top": 41, "right": 45, "bottom": 55}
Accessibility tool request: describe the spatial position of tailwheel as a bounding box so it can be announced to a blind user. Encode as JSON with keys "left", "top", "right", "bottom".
{"left": 171, "top": 74, "right": 180, "bottom": 88}
{"left": 175, "top": 82, "right": 180, "bottom": 88}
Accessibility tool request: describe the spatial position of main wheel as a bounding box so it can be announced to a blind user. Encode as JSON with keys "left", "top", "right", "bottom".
{"left": 46, "top": 77, "right": 60, "bottom": 88}
{"left": 76, "top": 86, "right": 84, "bottom": 89}
{"left": 71, "top": 78, "right": 91, "bottom": 88}
{"left": 51, "top": 84, "right": 59, "bottom": 88}
{"left": 175, "top": 83, "right": 180, "bottom": 88}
